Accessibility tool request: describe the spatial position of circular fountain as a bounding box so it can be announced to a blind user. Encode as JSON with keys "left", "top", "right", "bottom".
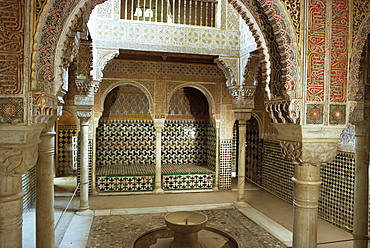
{"left": 164, "top": 211, "right": 207, "bottom": 248}
{"left": 133, "top": 211, "right": 238, "bottom": 248}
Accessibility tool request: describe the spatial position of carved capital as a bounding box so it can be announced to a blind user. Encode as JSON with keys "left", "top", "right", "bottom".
{"left": 75, "top": 79, "right": 99, "bottom": 96}
{"left": 0, "top": 125, "right": 44, "bottom": 175}
{"left": 229, "top": 85, "right": 256, "bottom": 109}
{"left": 280, "top": 140, "right": 338, "bottom": 166}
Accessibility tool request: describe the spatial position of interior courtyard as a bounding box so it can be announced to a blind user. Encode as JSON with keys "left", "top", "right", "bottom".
{"left": 1, "top": 0, "right": 370, "bottom": 247}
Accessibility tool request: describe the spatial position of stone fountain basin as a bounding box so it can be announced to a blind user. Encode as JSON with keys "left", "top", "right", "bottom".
{"left": 165, "top": 211, "right": 208, "bottom": 234}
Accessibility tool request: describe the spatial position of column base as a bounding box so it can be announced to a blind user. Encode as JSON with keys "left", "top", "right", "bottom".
{"left": 153, "top": 188, "right": 165, "bottom": 194}
{"left": 212, "top": 186, "right": 219, "bottom": 191}
{"left": 76, "top": 209, "right": 94, "bottom": 216}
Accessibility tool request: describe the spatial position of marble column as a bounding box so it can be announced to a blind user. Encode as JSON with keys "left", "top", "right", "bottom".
{"left": 278, "top": 138, "right": 339, "bottom": 248}
{"left": 234, "top": 111, "right": 251, "bottom": 203}
{"left": 78, "top": 116, "right": 90, "bottom": 212}
{"left": 153, "top": 119, "right": 165, "bottom": 194}
{"left": 292, "top": 161, "right": 321, "bottom": 248}
{"left": 237, "top": 119, "right": 247, "bottom": 202}
{"left": 352, "top": 120, "right": 370, "bottom": 248}
{"left": 75, "top": 96, "right": 93, "bottom": 215}
{"left": 0, "top": 125, "right": 43, "bottom": 248}
{"left": 213, "top": 120, "right": 220, "bottom": 191}
{"left": 36, "top": 126, "right": 56, "bottom": 248}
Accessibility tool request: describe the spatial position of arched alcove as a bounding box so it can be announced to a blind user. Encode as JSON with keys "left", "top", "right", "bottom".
{"left": 162, "top": 87, "right": 216, "bottom": 190}
{"left": 95, "top": 84, "right": 156, "bottom": 192}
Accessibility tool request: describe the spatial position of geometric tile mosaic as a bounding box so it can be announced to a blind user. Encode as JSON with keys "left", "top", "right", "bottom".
{"left": 260, "top": 140, "right": 294, "bottom": 203}
{"left": 96, "top": 119, "right": 156, "bottom": 166}
{"left": 319, "top": 151, "right": 355, "bottom": 232}
{"left": 57, "top": 125, "right": 78, "bottom": 177}
{"left": 97, "top": 176, "right": 154, "bottom": 192}
{"left": 258, "top": 140, "right": 358, "bottom": 233}
{"left": 163, "top": 174, "right": 214, "bottom": 190}
{"left": 162, "top": 120, "right": 215, "bottom": 166}
{"left": 246, "top": 116, "right": 260, "bottom": 183}
{"left": 219, "top": 139, "right": 232, "bottom": 189}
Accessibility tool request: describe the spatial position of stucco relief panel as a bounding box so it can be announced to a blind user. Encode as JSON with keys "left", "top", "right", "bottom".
{"left": 306, "top": 0, "right": 326, "bottom": 101}
{"left": 0, "top": 1, "right": 25, "bottom": 95}
{"left": 330, "top": 0, "right": 349, "bottom": 103}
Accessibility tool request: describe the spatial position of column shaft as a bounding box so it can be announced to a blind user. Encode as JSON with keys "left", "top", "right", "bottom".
{"left": 0, "top": 175, "right": 23, "bottom": 248}
{"left": 153, "top": 120, "right": 165, "bottom": 194}
{"left": 36, "top": 131, "right": 56, "bottom": 248}
{"left": 292, "top": 163, "right": 321, "bottom": 248}
{"left": 353, "top": 125, "right": 369, "bottom": 248}
{"left": 79, "top": 119, "right": 90, "bottom": 211}
{"left": 237, "top": 120, "right": 247, "bottom": 202}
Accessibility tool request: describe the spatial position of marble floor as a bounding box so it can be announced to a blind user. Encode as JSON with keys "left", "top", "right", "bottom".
{"left": 22, "top": 177, "right": 354, "bottom": 248}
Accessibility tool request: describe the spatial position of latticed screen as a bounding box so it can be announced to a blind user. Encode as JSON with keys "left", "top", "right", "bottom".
{"left": 120, "top": 0, "right": 218, "bottom": 27}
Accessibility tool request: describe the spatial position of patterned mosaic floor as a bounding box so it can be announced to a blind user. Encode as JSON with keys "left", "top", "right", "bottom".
{"left": 86, "top": 209, "right": 287, "bottom": 247}
{"left": 96, "top": 163, "right": 214, "bottom": 176}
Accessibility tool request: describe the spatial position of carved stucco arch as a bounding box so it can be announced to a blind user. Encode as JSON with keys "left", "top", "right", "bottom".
{"left": 229, "top": 0, "right": 299, "bottom": 100}
{"left": 166, "top": 83, "right": 216, "bottom": 122}
{"left": 36, "top": 0, "right": 298, "bottom": 105}
{"left": 229, "top": 0, "right": 271, "bottom": 94}
{"left": 349, "top": 13, "right": 370, "bottom": 101}
{"left": 99, "top": 80, "right": 155, "bottom": 119}
{"left": 34, "top": 0, "right": 108, "bottom": 96}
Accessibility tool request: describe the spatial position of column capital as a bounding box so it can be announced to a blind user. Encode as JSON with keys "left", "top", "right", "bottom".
{"left": 75, "top": 95, "right": 94, "bottom": 120}
{"left": 0, "top": 124, "right": 44, "bottom": 176}
{"left": 153, "top": 119, "right": 166, "bottom": 130}
{"left": 233, "top": 109, "right": 252, "bottom": 123}
{"left": 274, "top": 124, "right": 343, "bottom": 165}
{"left": 280, "top": 140, "right": 338, "bottom": 166}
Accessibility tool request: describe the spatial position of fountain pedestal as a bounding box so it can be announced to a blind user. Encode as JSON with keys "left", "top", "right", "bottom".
{"left": 165, "top": 211, "right": 208, "bottom": 248}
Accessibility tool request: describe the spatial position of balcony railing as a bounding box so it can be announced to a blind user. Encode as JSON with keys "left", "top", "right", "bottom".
{"left": 120, "top": 0, "right": 218, "bottom": 27}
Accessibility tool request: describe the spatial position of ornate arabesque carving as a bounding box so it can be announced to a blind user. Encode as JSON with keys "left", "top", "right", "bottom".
{"left": 215, "top": 57, "right": 238, "bottom": 87}
{"left": 35, "top": 0, "right": 48, "bottom": 22}
{"left": 280, "top": 140, "right": 302, "bottom": 164}
{"left": 35, "top": 0, "right": 108, "bottom": 92}
{"left": 282, "top": 0, "right": 300, "bottom": 40}
{"left": 352, "top": 0, "right": 370, "bottom": 43}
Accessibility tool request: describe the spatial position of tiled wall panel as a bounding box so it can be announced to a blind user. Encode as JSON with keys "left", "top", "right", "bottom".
{"left": 259, "top": 140, "right": 358, "bottom": 233}
{"left": 96, "top": 119, "right": 155, "bottom": 166}
{"left": 220, "top": 139, "right": 232, "bottom": 189}
{"left": 162, "top": 120, "right": 213, "bottom": 165}
{"left": 57, "top": 125, "right": 78, "bottom": 176}
{"left": 319, "top": 151, "right": 355, "bottom": 232}
{"left": 260, "top": 140, "right": 294, "bottom": 203}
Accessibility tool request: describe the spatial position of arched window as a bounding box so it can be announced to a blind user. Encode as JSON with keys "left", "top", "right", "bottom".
{"left": 120, "top": 0, "right": 218, "bottom": 27}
